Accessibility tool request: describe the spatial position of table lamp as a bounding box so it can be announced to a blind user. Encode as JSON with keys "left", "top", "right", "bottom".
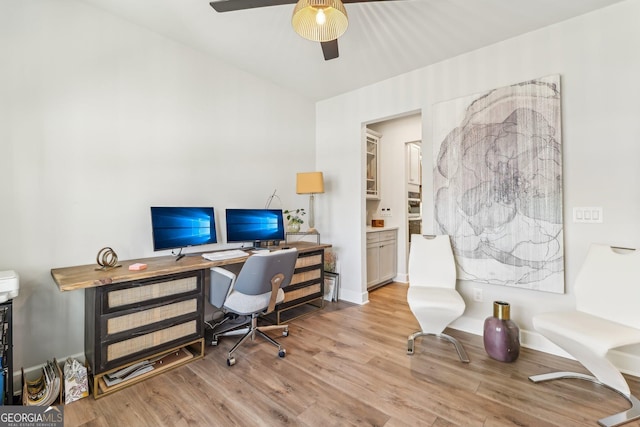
{"left": 296, "top": 172, "right": 324, "bottom": 233}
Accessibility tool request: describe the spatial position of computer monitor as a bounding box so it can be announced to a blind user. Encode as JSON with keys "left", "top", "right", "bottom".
{"left": 225, "top": 209, "right": 285, "bottom": 247}
{"left": 150, "top": 207, "right": 217, "bottom": 252}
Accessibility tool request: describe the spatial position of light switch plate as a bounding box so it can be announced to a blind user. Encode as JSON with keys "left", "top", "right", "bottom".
{"left": 573, "top": 207, "right": 603, "bottom": 223}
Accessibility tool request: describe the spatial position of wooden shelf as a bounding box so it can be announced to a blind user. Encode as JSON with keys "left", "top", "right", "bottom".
{"left": 93, "top": 339, "right": 203, "bottom": 399}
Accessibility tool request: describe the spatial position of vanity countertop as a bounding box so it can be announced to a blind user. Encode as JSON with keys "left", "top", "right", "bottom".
{"left": 366, "top": 226, "right": 399, "bottom": 233}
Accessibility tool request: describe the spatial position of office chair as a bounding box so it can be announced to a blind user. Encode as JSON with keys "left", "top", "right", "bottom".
{"left": 208, "top": 248, "right": 298, "bottom": 366}
{"left": 406, "top": 234, "right": 469, "bottom": 363}
{"left": 529, "top": 244, "right": 640, "bottom": 427}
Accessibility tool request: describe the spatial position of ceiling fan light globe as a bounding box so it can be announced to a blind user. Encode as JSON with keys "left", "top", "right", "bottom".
{"left": 292, "top": 0, "right": 348, "bottom": 43}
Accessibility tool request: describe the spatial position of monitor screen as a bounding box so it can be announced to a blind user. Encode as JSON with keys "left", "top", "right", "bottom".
{"left": 150, "top": 207, "right": 217, "bottom": 251}
{"left": 225, "top": 209, "right": 285, "bottom": 244}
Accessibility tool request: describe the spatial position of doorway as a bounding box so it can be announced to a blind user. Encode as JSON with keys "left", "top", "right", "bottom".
{"left": 363, "top": 112, "right": 422, "bottom": 286}
{"left": 406, "top": 141, "right": 422, "bottom": 247}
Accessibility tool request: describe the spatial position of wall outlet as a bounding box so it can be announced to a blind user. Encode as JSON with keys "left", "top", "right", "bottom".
{"left": 380, "top": 208, "right": 392, "bottom": 217}
{"left": 473, "top": 288, "right": 483, "bottom": 302}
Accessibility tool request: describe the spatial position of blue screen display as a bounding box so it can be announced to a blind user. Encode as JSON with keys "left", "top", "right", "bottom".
{"left": 226, "top": 209, "right": 285, "bottom": 243}
{"left": 150, "top": 207, "right": 217, "bottom": 251}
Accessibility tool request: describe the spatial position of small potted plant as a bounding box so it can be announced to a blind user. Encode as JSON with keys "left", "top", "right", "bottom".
{"left": 283, "top": 208, "right": 306, "bottom": 232}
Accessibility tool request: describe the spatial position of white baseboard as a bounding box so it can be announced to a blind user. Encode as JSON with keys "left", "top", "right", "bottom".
{"left": 339, "top": 288, "right": 369, "bottom": 305}
{"left": 394, "top": 274, "right": 408, "bottom": 283}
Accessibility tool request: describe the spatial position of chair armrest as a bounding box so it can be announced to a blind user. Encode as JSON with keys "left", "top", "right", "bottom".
{"left": 266, "top": 273, "right": 285, "bottom": 314}
{"left": 209, "top": 267, "right": 236, "bottom": 308}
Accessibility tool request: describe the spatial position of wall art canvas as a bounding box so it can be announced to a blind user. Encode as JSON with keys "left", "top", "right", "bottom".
{"left": 433, "top": 75, "right": 564, "bottom": 293}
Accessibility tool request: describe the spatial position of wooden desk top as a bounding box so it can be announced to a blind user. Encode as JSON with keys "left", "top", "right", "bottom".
{"left": 51, "top": 242, "right": 330, "bottom": 292}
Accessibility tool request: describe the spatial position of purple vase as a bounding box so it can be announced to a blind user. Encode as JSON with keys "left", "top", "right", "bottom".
{"left": 483, "top": 301, "right": 520, "bottom": 362}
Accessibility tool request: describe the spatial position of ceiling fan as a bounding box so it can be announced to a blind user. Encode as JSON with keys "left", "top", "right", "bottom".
{"left": 209, "top": 0, "right": 399, "bottom": 61}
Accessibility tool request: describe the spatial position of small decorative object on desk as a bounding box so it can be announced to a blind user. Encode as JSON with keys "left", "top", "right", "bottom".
{"left": 483, "top": 301, "right": 520, "bottom": 362}
{"left": 95, "top": 247, "right": 121, "bottom": 271}
{"left": 284, "top": 208, "right": 305, "bottom": 233}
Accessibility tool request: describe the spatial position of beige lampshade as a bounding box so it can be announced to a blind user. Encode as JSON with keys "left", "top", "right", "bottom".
{"left": 296, "top": 172, "right": 325, "bottom": 194}
{"left": 291, "top": 0, "right": 348, "bottom": 43}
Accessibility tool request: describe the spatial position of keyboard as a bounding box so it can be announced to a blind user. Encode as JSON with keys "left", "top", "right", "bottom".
{"left": 202, "top": 249, "right": 250, "bottom": 261}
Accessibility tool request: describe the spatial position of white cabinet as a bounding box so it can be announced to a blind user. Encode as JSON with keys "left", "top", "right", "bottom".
{"left": 366, "top": 229, "right": 398, "bottom": 289}
{"left": 366, "top": 129, "right": 382, "bottom": 200}
{"left": 407, "top": 142, "right": 421, "bottom": 185}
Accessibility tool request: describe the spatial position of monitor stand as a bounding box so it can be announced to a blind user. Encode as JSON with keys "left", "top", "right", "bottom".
{"left": 173, "top": 248, "right": 186, "bottom": 262}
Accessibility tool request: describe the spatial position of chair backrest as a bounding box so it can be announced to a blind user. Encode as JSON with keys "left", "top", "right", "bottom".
{"left": 575, "top": 244, "right": 640, "bottom": 328}
{"left": 233, "top": 248, "right": 298, "bottom": 296}
{"left": 408, "top": 234, "right": 456, "bottom": 289}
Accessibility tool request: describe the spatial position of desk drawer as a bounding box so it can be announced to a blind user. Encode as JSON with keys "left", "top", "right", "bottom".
{"left": 291, "top": 269, "right": 321, "bottom": 285}
{"left": 295, "top": 254, "right": 322, "bottom": 269}
{"left": 106, "top": 298, "right": 198, "bottom": 335}
{"left": 105, "top": 319, "right": 199, "bottom": 364}
{"left": 283, "top": 283, "right": 321, "bottom": 303}
{"left": 106, "top": 275, "right": 199, "bottom": 312}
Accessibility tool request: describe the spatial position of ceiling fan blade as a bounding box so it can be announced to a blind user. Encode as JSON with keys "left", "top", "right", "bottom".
{"left": 210, "top": 0, "right": 400, "bottom": 12}
{"left": 341, "top": 0, "right": 402, "bottom": 3}
{"left": 321, "top": 40, "right": 339, "bottom": 61}
{"left": 210, "top": 0, "right": 296, "bottom": 13}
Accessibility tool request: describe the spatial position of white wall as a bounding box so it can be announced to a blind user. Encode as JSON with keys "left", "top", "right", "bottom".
{"left": 317, "top": 0, "right": 640, "bottom": 368}
{"left": 0, "top": 0, "right": 316, "bottom": 378}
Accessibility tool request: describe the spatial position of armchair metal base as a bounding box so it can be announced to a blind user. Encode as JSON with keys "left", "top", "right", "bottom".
{"left": 213, "top": 313, "right": 289, "bottom": 366}
{"left": 407, "top": 331, "right": 470, "bottom": 363}
{"left": 529, "top": 371, "right": 640, "bottom": 427}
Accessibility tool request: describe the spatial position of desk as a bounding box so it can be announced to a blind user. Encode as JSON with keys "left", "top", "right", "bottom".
{"left": 51, "top": 242, "right": 329, "bottom": 398}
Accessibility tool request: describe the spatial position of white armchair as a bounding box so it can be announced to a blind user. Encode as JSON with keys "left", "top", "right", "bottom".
{"left": 406, "top": 234, "right": 469, "bottom": 363}
{"left": 529, "top": 244, "right": 640, "bottom": 427}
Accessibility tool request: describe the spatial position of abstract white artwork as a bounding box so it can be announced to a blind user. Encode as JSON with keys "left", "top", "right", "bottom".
{"left": 433, "top": 75, "right": 564, "bottom": 293}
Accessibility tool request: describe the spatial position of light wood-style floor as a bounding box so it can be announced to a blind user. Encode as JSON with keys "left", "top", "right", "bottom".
{"left": 64, "top": 282, "right": 640, "bottom": 426}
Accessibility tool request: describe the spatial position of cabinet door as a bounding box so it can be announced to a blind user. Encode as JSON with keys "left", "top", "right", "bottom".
{"left": 366, "top": 129, "right": 381, "bottom": 200}
{"left": 407, "top": 143, "right": 421, "bottom": 185}
{"left": 366, "top": 243, "right": 379, "bottom": 288}
{"left": 378, "top": 238, "right": 397, "bottom": 283}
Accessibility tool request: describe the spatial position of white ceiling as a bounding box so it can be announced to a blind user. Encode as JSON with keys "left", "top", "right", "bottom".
{"left": 82, "top": 0, "right": 625, "bottom": 101}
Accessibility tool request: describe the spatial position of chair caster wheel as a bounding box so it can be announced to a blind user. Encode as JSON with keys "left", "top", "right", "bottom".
{"left": 227, "top": 357, "right": 236, "bottom": 366}
{"left": 282, "top": 329, "right": 289, "bottom": 337}
{"left": 278, "top": 349, "right": 286, "bottom": 358}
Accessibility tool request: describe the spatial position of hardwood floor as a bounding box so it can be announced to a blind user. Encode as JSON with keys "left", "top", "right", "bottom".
{"left": 64, "top": 282, "right": 640, "bottom": 426}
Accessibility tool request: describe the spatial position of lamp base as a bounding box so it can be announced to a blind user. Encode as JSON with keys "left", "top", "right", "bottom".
{"left": 306, "top": 227, "right": 318, "bottom": 234}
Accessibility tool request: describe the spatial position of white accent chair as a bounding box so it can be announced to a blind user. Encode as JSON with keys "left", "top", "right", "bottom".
{"left": 208, "top": 248, "right": 298, "bottom": 366}
{"left": 529, "top": 244, "right": 640, "bottom": 427}
{"left": 406, "top": 234, "right": 469, "bottom": 363}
